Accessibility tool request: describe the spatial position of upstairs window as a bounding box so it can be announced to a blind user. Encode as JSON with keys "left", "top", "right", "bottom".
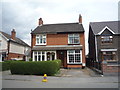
{"left": 36, "top": 34, "right": 46, "bottom": 45}
{"left": 68, "top": 34, "right": 80, "bottom": 44}
{"left": 101, "top": 36, "right": 113, "bottom": 44}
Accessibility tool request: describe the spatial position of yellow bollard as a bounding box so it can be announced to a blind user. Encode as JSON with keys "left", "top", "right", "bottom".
{"left": 42, "top": 74, "right": 48, "bottom": 82}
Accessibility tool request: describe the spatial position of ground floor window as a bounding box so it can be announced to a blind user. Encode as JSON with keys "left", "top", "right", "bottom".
{"left": 102, "top": 51, "right": 116, "bottom": 61}
{"left": 67, "top": 50, "right": 82, "bottom": 64}
{"left": 33, "top": 51, "right": 56, "bottom": 61}
{"left": 34, "top": 51, "right": 46, "bottom": 61}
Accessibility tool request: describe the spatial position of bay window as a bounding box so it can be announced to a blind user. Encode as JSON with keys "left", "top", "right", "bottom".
{"left": 33, "top": 51, "right": 46, "bottom": 61}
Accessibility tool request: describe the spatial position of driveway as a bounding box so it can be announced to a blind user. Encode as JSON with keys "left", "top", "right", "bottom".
{"left": 0, "top": 68, "right": 119, "bottom": 88}
{"left": 57, "top": 67, "right": 101, "bottom": 77}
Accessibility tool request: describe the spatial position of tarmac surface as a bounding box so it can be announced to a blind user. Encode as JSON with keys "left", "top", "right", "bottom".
{"left": 0, "top": 68, "right": 119, "bottom": 88}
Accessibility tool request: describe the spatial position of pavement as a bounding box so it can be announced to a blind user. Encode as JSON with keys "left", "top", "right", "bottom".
{"left": 0, "top": 67, "right": 119, "bottom": 88}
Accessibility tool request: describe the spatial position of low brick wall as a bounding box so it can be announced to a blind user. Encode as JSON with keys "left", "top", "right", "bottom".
{"left": 102, "top": 63, "right": 120, "bottom": 75}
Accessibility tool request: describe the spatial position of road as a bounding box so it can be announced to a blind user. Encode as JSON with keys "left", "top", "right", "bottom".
{"left": 0, "top": 68, "right": 119, "bottom": 88}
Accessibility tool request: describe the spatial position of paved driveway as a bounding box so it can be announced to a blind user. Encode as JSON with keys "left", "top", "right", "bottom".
{"left": 57, "top": 68, "right": 101, "bottom": 77}
{"left": 0, "top": 68, "right": 119, "bottom": 88}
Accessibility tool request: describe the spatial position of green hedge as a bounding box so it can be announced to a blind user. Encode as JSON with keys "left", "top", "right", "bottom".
{"left": 0, "top": 62, "right": 10, "bottom": 71}
{"left": 0, "top": 60, "right": 25, "bottom": 71}
{"left": 10, "top": 60, "right": 61, "bottom": 76}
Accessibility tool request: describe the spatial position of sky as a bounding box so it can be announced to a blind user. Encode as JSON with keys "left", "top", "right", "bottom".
{"left": 0, "top": 0, "right": 119, "bottom": 54}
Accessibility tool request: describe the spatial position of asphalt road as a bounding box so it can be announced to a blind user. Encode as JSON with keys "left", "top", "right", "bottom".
{"left": 0, "top": 68, "right": 119, "bottom": 88}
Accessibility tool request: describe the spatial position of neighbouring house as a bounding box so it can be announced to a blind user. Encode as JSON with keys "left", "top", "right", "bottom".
{"left": 88, "top": 21, "right": 120, "bottom": 75}
{"left": 31, "top": 15, "right": 86, "bottom": 68}
{"left": 0, "top": 29, "right": 31, "bottom": 61}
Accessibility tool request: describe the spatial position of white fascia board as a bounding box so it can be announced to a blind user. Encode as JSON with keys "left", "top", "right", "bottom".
{"left": 0, "top": 33, "right": 9, "bottom": 41}
{"left": 98, "top": 26, "right": 115, "bottom": 35}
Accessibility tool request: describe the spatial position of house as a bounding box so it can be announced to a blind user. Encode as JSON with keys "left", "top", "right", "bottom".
{"left": 0, "top": 29, "right": 31, "bottom": 61}
{"left": 31, "top": 15, "right": 86, "bottom": 68}
{"left": 88, "top": 21, "right": 120, "bottom": 75}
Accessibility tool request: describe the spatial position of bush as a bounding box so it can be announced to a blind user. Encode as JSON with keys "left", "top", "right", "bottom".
{"left": 29, "top": 58, "right": 32, "bottom": 61}
{"left": 0, "top": 60, "right": 24, "bottom": 71}
{"left": 0, "top": 62, "right": 10, "bottom": 71}
{"left": 10, "top": 60, "right": 61, "bottom": 76}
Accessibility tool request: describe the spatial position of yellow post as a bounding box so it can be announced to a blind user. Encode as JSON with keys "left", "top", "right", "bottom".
{"left": 42, "top": 74, "right": 48, "bottom": 82}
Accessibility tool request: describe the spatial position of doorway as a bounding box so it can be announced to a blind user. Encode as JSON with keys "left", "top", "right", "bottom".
{"left": 57, "top": 50, "right": 67, "bottom": 68}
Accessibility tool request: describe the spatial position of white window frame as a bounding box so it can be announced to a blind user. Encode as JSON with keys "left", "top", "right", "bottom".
{"left": 33, "top": 51, "right": 56, "bottom": 61}
{"left": 33, "top": 51, "right": 46, "bottom": 61}
{"left": 68, "top": 34, "right": 80, "bottom": 44}
{"left": 36, "top": 34, "right": 46, "bottom": 45}
{"left": 67, "top": 50, "right": 82, "bottom": 64}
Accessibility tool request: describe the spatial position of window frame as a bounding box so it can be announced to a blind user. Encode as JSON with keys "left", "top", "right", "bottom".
{"left": 33, "top": 51, "right": 46, "bottom": 61}
{"left": 68, "top": 34, "right": 80, "bottom": 44}
{"left": 67, "top": 50, "right": 82, "bottom": 64}
{"left": 36, "top": 34, "right": 46, "bottom": 45}
{"left": 102, "top": 51, "right": 117, "bottom": 61}
{"left": 101, "top": 35, "right": 113, "bottom": 44}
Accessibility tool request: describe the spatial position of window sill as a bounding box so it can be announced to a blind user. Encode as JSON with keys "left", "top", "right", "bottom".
{"left": 101, "top": 43, "right": 113, "bottom": 45}
{"left": 68, "top": 43, "right": 80, "bottom": 45}
{"left": 67, "top": 63, "right": 82, "bottom": 65}
{"left": 107, "top": 64, "right": 120, "bottom": 66}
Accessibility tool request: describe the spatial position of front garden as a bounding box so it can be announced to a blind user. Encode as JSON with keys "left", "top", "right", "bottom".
{"left": 0, "top": 60, "right": 61, "bottom": 76}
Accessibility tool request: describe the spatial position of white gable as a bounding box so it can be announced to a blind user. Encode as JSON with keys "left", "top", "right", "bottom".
{"left": 98, "top": 26, "right": 115, "bottom": 35}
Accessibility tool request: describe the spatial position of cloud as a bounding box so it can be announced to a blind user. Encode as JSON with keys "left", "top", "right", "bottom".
{"left": 1, "top": 0, "right": 119, "bottom": 54}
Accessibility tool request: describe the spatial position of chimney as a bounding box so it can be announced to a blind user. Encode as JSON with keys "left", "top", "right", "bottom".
{"left": 11, "top": 29, "right": 16, "bottom": 40}
{"left": 38, "top": 18, "right": 43, "bottom": 26}
{"left": 78, "top": 14, "right": 82, "bottom": 23}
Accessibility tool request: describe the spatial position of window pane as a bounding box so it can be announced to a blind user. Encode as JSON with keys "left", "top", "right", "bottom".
{"left": 38, "top": 51, "right": 41, "bottom": 54}
{"left": 35, "top": 56, "right": 37, "bottom": 61}
{"left": 43, "top": 38, "right": 46, "bottom": 43}
{"left": 75, "top": 54, "right": 81, "bottom": 62}
{"left": 68, "top": 50, "right": 74, "bottom": 54}
{"left": 75, "top": 50, "right": 80, "bottom": 53}
{"left": 69, "top": 55, "right": 74, "bottom": 63}
{"left": 34, "top": 52, "right": 37, "bottom": 55}
{"left": 42, "top": 55, "right": 45, "bottom": 61}
{"left": 74, "top": 37, "right": 79, "bottom": 43}
{"left": 38, "top": 55, "right": 41, "bottom": 61}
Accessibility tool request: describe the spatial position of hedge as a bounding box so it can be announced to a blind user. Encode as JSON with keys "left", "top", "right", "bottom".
{"left": 10, "top": 60, "right": 61, "bottom": 76}
{"left": 0, "top": 60, "right": 24, "bottom": 71}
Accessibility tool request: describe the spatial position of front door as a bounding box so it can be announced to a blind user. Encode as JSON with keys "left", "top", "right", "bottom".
{"left": 57, "top": 50, "right": 67, "bottom": 68}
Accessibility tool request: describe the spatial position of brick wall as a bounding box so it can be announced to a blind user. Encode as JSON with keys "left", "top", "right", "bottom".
{"left": 102, "top": 63, "right": 120, "bottom": 75}
{"left": 31, "top": 34, "right": 36, "bottom": 48}
{"left": 47, "top": 34, "right": 68, "bottom": 45}
{"left": 8, "top": 53, "right": 24, "bottom": 60}
{"left": 67, "top": 64, "right": 82, "bottom": 68}
{"left": 80, "top": 33, "right": 86, "bottom": 64}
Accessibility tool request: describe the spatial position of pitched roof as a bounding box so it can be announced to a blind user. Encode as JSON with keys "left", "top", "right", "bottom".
{"left": 0, "top": 31, "right": 30, "bottom": 47}
{"left": 31, "top": 23, "right": 84, "bottom": 34}
{"left": 90, "top": 21, "right": 120, "bottom": 35}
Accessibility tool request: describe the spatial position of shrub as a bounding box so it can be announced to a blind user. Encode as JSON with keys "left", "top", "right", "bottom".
{"left": 0, "top": 60, "right": 24, "bottom": 71}
{"left": 10, "top": 60, "right": 61, "bottom": 76}
{"left": 29, "top": 58, "right": 32, "bottom": 61}
{"left": 0, "top": 62, "right": 10, "bottom": 71}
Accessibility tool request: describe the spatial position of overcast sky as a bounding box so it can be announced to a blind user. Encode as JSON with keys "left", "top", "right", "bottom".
{"left": 0, "top": 0, "right": 119, "bottom": 54}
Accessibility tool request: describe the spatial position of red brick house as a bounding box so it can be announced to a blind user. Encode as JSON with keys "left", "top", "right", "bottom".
{"left": 31, "top": 15, "right": 86, "bottom": 68}
{"left": 0, "top": 29, "right": 30, "bottom": 61}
